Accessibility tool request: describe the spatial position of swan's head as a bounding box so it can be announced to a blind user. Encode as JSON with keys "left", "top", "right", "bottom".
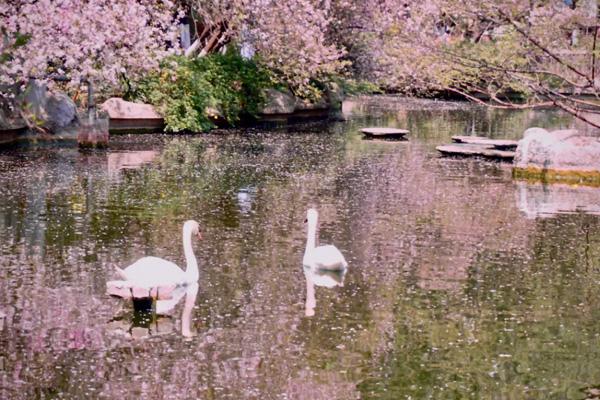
{"left": 305, "top": 208, "right": 319, "bottom": 225}
{"left": 183, "top": 220, "right": 202, "bottom": 239}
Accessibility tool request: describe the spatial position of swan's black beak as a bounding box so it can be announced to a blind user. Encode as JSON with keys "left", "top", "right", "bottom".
{"left": 303, "top": 218, "right": 308, "bottom": 224}
{"left": 196, "top": 231, "right": 203, "bottom": 240}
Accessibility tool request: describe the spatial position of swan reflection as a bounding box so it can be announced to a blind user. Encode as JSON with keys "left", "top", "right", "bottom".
{"left": 237, "top": 186, "right": 257, "bottom": 215}
{"left": 108, "top": 283, "right": 198, "bottom": 339}
{"left": 304, "top": 266, "right": 346, "bottom": 317}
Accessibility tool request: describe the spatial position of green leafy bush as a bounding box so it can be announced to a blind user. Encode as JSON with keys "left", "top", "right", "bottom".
{"left": 130, "top": 51, "right": 273, "bottom": 132}
{"left": 335, "top": 77, "right": 382, "bottom": 96}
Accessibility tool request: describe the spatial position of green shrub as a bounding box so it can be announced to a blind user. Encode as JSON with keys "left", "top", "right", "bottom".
{"left": 129, "top": 51, "right": 273, "bottom": 132}
{"left": 335, "top": 77, "right": 382, "bottom": 96}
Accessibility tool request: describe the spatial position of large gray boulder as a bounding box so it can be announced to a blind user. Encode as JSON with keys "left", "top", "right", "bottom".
{"left": 259, "top": 87, "right": 338, "bottom": 116}
{"left": 21, "top": 80, "right": 78, "bottom": 133}
{"left": 514, "top": 128, "right": 600, "bottom": 184}
{"left": 44, "top": 92, "right": 78, "bottom": 132}
{"left": 21, "top": 79, "right": 47, "bottom": 118}
{"left": 294, "top": 95, "right": 328, "bottom": 111}
{"left": 258, "top": 88, "right": 296, "bottom": 114}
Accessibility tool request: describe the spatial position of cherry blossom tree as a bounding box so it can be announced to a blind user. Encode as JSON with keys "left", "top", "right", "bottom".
{"left": 1, "top": 0, "right": 181, "bottom": 96}
{"left": 244, "top": 1, "right": 347, "bottom": 98}
{"left": 2, "top": 0, "right": 346, "bottom": 100}
{"left": 184, "top": 0, "right": 346, "bottom": 98}
{"left": 6, "top": 0, "right": 597, "bottom": 126}
{"left": 351, "top": 0, "right": 600, "bottom": 126}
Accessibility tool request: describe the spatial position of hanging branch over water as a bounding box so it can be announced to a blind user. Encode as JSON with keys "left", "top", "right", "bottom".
{"left": 342, "top": 0, "right": 600, "bottom": 127}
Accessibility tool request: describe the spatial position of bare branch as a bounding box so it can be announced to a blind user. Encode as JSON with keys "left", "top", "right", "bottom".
{"left": 445, "top": 86, "right": 553, "bottom": 109}
{"left": 592, "top": 26, "right": 598, "bottom": 85}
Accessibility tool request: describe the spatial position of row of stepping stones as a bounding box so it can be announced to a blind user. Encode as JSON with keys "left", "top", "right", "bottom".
{"left": 358, "top": 129, "right": 517, "bottom": 163}
{"left": 436, "top": 136, "right": 518, "bottom": 161}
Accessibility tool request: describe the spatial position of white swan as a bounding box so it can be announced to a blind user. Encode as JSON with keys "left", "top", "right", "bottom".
{"left": 114, "top": 220, "right": 202, "bottom": 288}
{"left": 302, "top": 208, "right": 348, "bottom": 271}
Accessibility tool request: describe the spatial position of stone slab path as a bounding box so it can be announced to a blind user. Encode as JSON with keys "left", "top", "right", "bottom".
{"left": 436, "top": 144, "right": 515, "bottom": 161}
{"left": 451, "top": 135, "right": 518, "bottom": 150}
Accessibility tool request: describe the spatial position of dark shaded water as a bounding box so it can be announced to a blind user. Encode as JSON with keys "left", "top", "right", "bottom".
{"left": 1, "top": 97, "right": 600, "bottom": 399}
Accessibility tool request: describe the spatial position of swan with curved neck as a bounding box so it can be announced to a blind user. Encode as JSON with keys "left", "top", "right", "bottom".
{"left": 114, "top": 220, "right": 202, "bottom": 288}
{"left": 303, "top": 208, "right": 348, "bottom": 271}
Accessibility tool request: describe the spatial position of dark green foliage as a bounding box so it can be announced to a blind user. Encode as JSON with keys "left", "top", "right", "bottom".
{"left": 13, "top": 33, "right": 31, "bottom": 48}
{"left": 335, "top": 77, "right": 382, "bottom": 96}
{"left": 130, "top": 51, "right": 273, "bottom": 132}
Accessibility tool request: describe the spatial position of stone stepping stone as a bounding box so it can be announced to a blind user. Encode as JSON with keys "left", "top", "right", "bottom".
{"left": 436, "top": 144, "right": 515, "bottom": 161}
{"left": 451, "top": 135, "right": 518, "bottom": 150}
{"left": 361, "top": 127, "right": 409, "bottom": 139}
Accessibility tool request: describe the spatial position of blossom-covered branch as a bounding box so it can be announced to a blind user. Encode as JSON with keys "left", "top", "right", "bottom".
{"left": 1, "top": 0, "right": 182, "bottom": 95}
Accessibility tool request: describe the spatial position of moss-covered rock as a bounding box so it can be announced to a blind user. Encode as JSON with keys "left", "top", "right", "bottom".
{"left": 513, "top": 127, "right": 600, "bottom": 186}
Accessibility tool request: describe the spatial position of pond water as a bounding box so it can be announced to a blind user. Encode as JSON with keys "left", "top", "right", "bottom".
{"left": 1, "top": 96, "right": 600, "bottom": 399}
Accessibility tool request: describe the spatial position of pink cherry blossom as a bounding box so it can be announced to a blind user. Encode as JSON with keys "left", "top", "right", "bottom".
{"left": 1, "top": 0, "right": 181, "bottom": 96}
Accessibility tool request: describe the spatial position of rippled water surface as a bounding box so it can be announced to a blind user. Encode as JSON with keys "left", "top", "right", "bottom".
{"left": 1, "top": 97, "right": 600, "bottom": 399}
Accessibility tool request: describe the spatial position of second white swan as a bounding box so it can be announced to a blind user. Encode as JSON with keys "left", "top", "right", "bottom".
{"left": 303, "top": 208, "right": 348, "bottom": 271}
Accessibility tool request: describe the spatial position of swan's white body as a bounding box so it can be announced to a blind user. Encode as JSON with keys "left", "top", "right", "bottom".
{"left": 116, "top": 256, "right": 191, "bottom": 287}
{"left": 304, "top": 266, "right": 346, "bottom": 288}
{"left": 302, "top": 209, "right": 348, "bottom": 271}
{"left": 111, "top": 220, "right": 201, "bottom": 290}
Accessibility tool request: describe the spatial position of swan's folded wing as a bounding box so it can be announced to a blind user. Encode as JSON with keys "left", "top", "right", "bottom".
{"left": 311, "top": 245, "right": 348, "bottom": 270}
{"left": 120, "top": 256, "right": 186, "bottom": 286}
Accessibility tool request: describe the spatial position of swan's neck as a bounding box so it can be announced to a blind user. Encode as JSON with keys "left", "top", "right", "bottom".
{"left": 304, "top": 220, "right": 317, "bottom": 258}
{"left": 183, "top": 229, "right": 199, "bottom": 282}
